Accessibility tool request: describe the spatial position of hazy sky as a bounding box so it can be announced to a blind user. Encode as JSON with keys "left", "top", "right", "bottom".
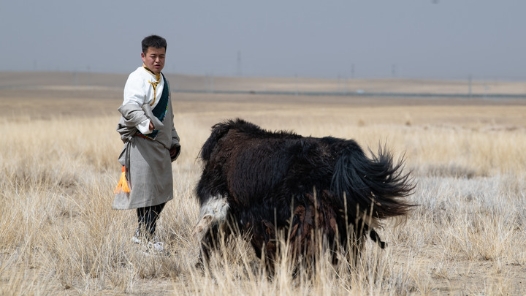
{"left": 1, "top": 0, "right": 525, "bottom": 80}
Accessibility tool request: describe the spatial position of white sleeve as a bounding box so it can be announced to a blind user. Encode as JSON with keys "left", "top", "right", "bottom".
{"left": 137, "top": 119, "right": 152, "bottom": 134}
{"left": 123, "top": 72, "right": 152, "bottom": 134}
{"left": 123, "top": 73, "right": 146, "bottom": 106}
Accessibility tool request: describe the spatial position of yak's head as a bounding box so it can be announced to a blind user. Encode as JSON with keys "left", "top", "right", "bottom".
{"left": 200, "top": 121, "right": 232, "bottom": 161}
{"left": 200, "top": 118, "right": 262, "bottom": 161}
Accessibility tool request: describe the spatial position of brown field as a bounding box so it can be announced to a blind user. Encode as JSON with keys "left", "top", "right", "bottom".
{"left": 1, "top": 72, "right": 526, "bottom": 295}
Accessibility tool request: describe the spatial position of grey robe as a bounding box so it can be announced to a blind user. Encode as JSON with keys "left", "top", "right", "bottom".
{"left": 113, "top": 89, "right": 180, "bottom": 210}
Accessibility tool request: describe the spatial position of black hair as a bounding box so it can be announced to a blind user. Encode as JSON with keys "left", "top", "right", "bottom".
{"left": 141, "top": 35, "right": 167, "bottom": 53}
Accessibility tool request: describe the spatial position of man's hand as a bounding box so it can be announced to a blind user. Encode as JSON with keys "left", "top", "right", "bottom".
{"left": 170, "top": 144, "right": 181, "bottom": 161}
{"left": 149, "top": 121, "right": 155, "bottom": 131}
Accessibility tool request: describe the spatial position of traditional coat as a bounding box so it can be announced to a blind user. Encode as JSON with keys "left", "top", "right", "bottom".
{"left": 113, "top": 66, "right": 180, "bottom": 210}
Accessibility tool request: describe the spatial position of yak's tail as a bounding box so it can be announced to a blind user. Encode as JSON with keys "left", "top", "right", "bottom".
{"left": 331, "top": 141, "right": 415, "bottom": 225}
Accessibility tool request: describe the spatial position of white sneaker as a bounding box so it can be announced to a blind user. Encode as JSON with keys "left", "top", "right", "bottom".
{"left": 132, "top": 229, "right": 142, "bottom": 244}
{"left": 148, "top": 241, "right": 164, "bottom": 252}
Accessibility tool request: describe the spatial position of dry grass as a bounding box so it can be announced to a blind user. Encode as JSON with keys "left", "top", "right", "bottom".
{"left": 1, "top": 73, "right": 526, "bottom": 295}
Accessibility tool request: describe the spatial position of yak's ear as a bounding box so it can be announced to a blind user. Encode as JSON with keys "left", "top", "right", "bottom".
{"left": 200, "top": 121, "right": 233, "bottom": 161}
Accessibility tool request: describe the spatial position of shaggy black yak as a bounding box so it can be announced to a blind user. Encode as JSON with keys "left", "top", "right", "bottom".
{"left": 194, "top": 118, "right": 413, "bottom": 271}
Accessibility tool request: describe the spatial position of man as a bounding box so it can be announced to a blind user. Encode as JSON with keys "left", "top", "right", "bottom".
{"left": 114, "top": 35, "right": 181, "bottom": 252}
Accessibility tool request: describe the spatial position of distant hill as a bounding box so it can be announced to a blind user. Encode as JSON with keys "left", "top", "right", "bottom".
{"left": 1, "top": 71, "right": 525, "bottom": 97}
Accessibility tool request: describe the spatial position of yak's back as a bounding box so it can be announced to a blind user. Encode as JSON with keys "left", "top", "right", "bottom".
{"left": 199, "top": 119, "right": 368, "bottom": 206}
{"left": 200, "top": 118, "right": 303, "bottom": 161}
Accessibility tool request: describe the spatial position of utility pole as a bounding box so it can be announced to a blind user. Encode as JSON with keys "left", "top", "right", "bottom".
{"left": 206, "top": 73, "right": 214, "bottom": 93}
{"left": 468, "top": 74, "right": 472, "bottom": 97}
{"left": 87, "top": 65, "right": 91, "bottom": 86}
{"left": 237, "top": 51, "right": 242, "bottom": 77}
{"left": 73, "top": 71, "right": 78, "bottom": 86}
{"left": 295, "top": 73, "right": 298, "bottom": 96}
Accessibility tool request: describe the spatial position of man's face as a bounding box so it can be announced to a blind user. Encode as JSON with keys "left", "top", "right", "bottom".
{"left": 141, "top": 47, "right": 166, "bottom": 75}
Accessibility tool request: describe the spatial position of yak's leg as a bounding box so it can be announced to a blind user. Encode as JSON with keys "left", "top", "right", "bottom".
{"left": 249, "top": 220, "right": 278, "bottom": 277}
{"left": 194, "top": 196, "right": 230, "bottom": 269}
{"left": 251, "top": 240, "right": 263, "bottom": 259}
{"left": 369, "top": 228, "right": 387, "bottom": 248}
{"left": 196, "top": 224, "right": 234, "bottom": 270}
{"left": 249, "top": 237, "right": 278, "bottom": 277}
{"left": 196, "top": 225, "right": 218, "bottom": 269}
{"left": 343, "top": 219, "right": 372, "bottom": 266}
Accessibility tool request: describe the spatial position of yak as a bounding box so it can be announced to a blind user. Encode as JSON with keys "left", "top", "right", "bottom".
{"left": 194, "top": 118, "right": 414, "bottom": 272}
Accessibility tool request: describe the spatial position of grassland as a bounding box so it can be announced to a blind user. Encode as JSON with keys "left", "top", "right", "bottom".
{"left": 1, "top": 72, "right": 525, "bottom": 295}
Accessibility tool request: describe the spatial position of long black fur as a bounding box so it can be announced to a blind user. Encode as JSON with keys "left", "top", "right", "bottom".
{"left": 196, "top": 118, "right": 414, "bottom": 270}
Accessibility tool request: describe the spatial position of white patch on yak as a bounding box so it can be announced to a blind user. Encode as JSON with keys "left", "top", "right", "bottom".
{"left": 193, "top": 196, "right": 230, "bottom": 240}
